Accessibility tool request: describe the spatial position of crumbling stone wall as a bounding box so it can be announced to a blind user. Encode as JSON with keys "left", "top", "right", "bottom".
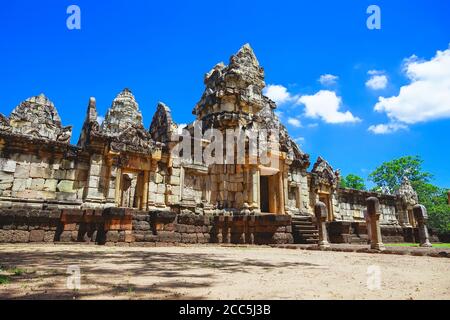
{"left": 0, "top": 151, "right": 89, "bottom": 206}
{"left": 0, "top": 208, "right": 61, "bottom": 243}
{"left": 0, "top": 207, "right": 293, "bottom": 245}
{"left": 336, "top": 189, "right": 397, "bottom": 223}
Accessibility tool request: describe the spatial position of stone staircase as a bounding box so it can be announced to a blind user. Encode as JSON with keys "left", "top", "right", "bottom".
{"left": 291, "top": 215, "right": 319, "bottom": 244}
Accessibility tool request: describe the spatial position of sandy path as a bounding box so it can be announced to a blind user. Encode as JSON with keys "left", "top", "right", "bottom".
{"left": 0, "top": 244, "right": 449, "bottom": 300}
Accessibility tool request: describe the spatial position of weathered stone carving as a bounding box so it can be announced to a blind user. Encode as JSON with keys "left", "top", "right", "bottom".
{"left": 0, "top": 113, "right": 11, "bottom": 132}
{"left": 102, "top": 89, "right": 143, "bottom": 135}
{"left": 78, "top": 97, "right": 101, "bottom": 147}
{"left": 193, "top": 44, "right": 265, "bottom": 118}
{"left": 311, "top": 157, "right": 340, "bottom": 190}
{"left": 3, "top": 94, "right": 72, "bottom": 143}
{"left": 100, "top": 89, "right": 157, "bottom": 154}
{"left": 395, "top": 176, "right": 419, "bottom": 227}
{"left": 396, "top": 176, "right": 418, "bottom": 208}
{"left": 149, "top": 102, "right": 178, "bottom": 146}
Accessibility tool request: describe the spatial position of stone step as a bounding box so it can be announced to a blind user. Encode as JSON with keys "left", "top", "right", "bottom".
{"left": 292, "top": 221, "right": 315, "bottom": 226}
{"left": 292, "top": 217, "right": 313, "bottom": 221}
{"left": 293, "top": 225, "right": 317, "bottom": 230}
{"left": 291, "top": 215, "right": 319, "bottom": 245}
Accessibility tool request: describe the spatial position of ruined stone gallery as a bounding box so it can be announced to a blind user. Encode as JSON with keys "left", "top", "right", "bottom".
{"left": 0, "top": 44, "right": 433, "bottom": 245}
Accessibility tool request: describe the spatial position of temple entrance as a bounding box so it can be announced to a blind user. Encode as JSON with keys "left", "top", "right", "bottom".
{"left": 260, "top": 176, "right": 270, "bottom": 213}
{"left": 120, "top": 171, "right": 145, "bottom": 209}
{"left": 319, "top": 193, "right": 333, "bottom": 221}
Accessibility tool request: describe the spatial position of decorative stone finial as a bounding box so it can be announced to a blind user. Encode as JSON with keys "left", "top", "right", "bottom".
{"left": 396, "top": 175, "right": 418, "bottom": 207}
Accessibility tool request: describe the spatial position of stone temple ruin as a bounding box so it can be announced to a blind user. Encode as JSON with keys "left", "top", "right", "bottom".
{"left": 0, "top": 44, "right": 436, "bottom": 245}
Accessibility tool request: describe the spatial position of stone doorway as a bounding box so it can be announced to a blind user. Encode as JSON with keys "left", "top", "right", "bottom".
{"left": 319, "top": 193, "right": 333, "bottom": 221}
{"left": 260, "top": 176, "right": 270, "bottom": 213}
{"left": 120, "top": 171, "right": 145, "bottom": 209}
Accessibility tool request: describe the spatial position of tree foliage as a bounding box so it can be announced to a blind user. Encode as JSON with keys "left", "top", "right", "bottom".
{"left": 340, "top": 174, "right": 366, "bottom": 190}
{"left": 368, "top": 155, "right": 449, "bottom": 233}
{"left": 368, "top": 155, "right": 433, "bottom": 193}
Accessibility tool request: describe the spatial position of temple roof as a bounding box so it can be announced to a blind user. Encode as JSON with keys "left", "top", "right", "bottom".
{"left": 149, "top": 102, "right": 178, "bottom": 145}
{"left": 193, "top": 43, "right": 266, "bottom": 118}
{"left": 101, "top": 88, "right": 144, "bottom": 136}
{"left": 1, "top": 94, "right": 72, "bottom": 143}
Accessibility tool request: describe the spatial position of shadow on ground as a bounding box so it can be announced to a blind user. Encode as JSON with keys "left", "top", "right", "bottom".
{"left": 0, "top": 246, "right": 321, "bottom": 300}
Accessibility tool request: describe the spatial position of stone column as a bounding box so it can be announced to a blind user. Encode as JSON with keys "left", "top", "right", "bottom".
{"left": 141, "top": 170, "right": 149, "bottom": 211}
{"left": 114, "top": 167, "right": 122, "bottom": 206}
{"left": 283, "top": 170, "right": 289, "bottom": 213}
{"left": 314, "top": 201, "right": 330, "bottom": 248}
{"left": 366, "top": 197, "right": 385, "bottom": 251}
{"left": 363, "top": 209, "right": 371, "bottom": 245}
{"left": 295, "top": 184, "right": 301, "bottom": 209}
{"left": 413, "top": 204, "right": 432, "bottom": 247}
{"left": 278, "top": 172, "right": 285, "bottom": 214}
{"left": 251, "top": 166, "right": 260, "bottom": 213}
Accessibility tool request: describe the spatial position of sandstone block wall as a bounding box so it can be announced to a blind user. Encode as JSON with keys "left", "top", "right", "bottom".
{"left": 336, "top": 189, "right": 397, "bottom": 223}
{"left": 0, "top": 207, "right": 293, "bottom": 245}
{"left": 0, "top": 155, "right": 88, "bottom": 206}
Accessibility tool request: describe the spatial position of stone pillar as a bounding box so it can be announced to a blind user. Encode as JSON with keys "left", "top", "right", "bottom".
{"left": 141, "top": 170, "right": 149, "bottom": 211}
{"left": 413, "top": 204, "right": 432, "bottom": 247}
{"left": 295, "top": 185, "right": 301, "bottom": 209}
{"left": 114, "top": 167, "right": 122, "bottom": 206}
{"left": 314, "top": 201, "right": 330, "bottom": 248}
{"left": 283, "top": 170, "right": 289, "bottom": 213}
{"left": 366, "top": 197, "right": 385, "bottom": 251}
{"left": 251, "top": 166, "right": 260, "bottom": 213}
{"left": 363, "top": 209, "right": 371, "bottom": 245}
{"left": 278, "top": 172, "right": 285, "bottom": 214}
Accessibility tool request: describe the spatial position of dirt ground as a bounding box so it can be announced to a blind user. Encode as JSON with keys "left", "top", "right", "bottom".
{"left": 0, "top": 244, "right": 449, "bottom": 300}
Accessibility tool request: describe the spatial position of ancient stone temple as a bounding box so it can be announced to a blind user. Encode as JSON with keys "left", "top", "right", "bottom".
{"left": 0, "top": 44, "right": 436, "bottom": 245}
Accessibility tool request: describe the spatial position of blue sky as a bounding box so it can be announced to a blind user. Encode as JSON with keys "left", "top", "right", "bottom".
{"left": 0, "top": 0, "right": 449, "bottom": 188}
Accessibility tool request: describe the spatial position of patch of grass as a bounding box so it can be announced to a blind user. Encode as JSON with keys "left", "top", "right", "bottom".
{"left": 0, "top": 275, "right": 10, "bottom": 285}
{"left": 127, "top": 286, "right": 135, "bottom": 294}
{"left": 385, "top": 243, "right": 450, "bottom": 248}
{"left": 10, "top": 267, "right": 26, "bottom": 276}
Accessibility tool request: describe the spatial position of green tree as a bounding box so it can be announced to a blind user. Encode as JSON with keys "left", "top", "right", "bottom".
{"left": 368, "top": 155, "right": 432, "bottom": 193}
{"left": 369, "top": 155, "right": 449, "bottom": 233}
{"left": 340, "top": 174, "right": 366, "bottom": 190}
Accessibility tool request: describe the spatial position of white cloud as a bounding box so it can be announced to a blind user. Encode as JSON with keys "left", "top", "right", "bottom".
{"left": 368, "top": 69, "right": 383, "bottom": 75}
{"left": 366, "top": 70, "right": 388, "bottom": 90}
{"left": 287, "top": 117, "right": 302, "bottom": 128}
{"left": 368, "top": 123, "right": 407, "bottom": 135}
{"left": 274, "top": 110, "right": 284, "bottom": 119}
{"left": 307, "top": 123, "right": 318, "bottom": 128}
{"left": 263, "top": 84, "right": 296, "bottom": 105}
{"left": 177, "top": 123, "right": 187, "bottom": 134}
{"left": 297, "top": 90, "right": 361, "bottom": 124}
{"left": 319, "top": 74, "right": 339, "bottom": 86}
{"left": 97, "top": 116, "right": 104, "bottom": 124}
{"left": 373, "top": 46, "right": 450, "bottom": 125}
{"left": 293, "top": 136, "right": 305, "bottom": 145}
